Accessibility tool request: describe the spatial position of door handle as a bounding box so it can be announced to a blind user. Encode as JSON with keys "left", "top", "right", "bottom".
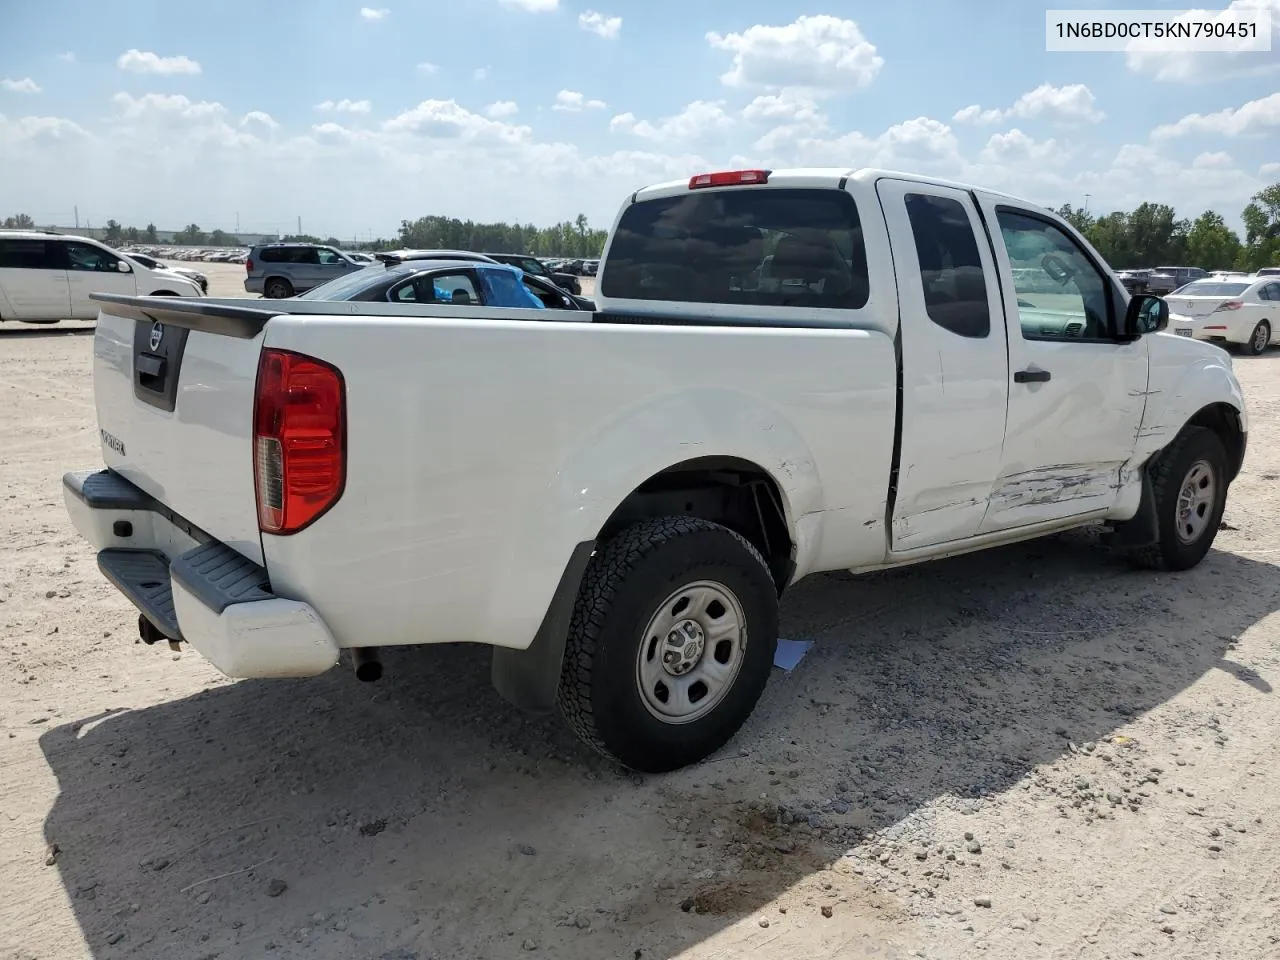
{"left": 1014, "top": 368, "right": 1051, "bottom": 383}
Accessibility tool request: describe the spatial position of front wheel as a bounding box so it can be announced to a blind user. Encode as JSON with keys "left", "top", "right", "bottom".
{"left": 1127, "top": 426, "right": 1229, "bottom": 571}
{"left": 1243, "top": 319, "right": 1271, "bottom": 356}
{"left": 557, "top": 517, "right": 779, "bottom": 773}
{"left": 263, "top": 277, "right": 294, "bottom": 299}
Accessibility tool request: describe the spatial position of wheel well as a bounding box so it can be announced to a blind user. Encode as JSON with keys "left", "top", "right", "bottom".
{"left": 1187, "top": 403, "right": 1246, "bottom": 481}
{"left": 149, "top": 290, "right": 178, "bottom": 296}
{"left": 599, "top": 457, "right": 795, "bottom": 594}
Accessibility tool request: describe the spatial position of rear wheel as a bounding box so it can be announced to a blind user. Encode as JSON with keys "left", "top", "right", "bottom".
{"left": 264, "top": 277, "right": 294, "bottom": 299}
{"left": 557, "top": 517, "right": 778, "bottom": 773}
{"left": 1244, "top": 319, "right": 1271, "bottom": 356}
{"left": 1127, "top": 426, "right": 1228, "bottom": 571}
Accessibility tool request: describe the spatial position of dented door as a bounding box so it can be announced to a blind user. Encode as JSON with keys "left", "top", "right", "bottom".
{"left": 974, "top": 195, "right": 1149, "bottom": 533}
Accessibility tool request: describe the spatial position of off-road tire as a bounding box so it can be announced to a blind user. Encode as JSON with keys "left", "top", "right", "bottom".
{"left": 557, "top": 517, "right": 778, "bottom": 773}
{"left": 1127, "top": 426, "right": 1228, "bottom": 571}
{"left": 264, "top": 277, "right": 294, "bottom": 299}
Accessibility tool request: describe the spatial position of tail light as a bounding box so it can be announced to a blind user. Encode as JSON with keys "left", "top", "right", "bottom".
{"left": 253, "top": 349, "right": 346, "bottom": 535}
{"left": 688, "top": 169, "right": 770, "bottom": 190}
{"left": 246, "top": 258, "right": 254, "bottom": 273}
{"left": 1213, "top": 300, "right": 1243, "bottom": 312}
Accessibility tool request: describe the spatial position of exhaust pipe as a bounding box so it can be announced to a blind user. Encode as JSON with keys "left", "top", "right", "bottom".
{"left": 351, "top": 647, "right": 382, "bottom": 682}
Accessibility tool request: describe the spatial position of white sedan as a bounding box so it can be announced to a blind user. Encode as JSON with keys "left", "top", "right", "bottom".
{"left": 1166, "top": 276, "right": 1280, "bottom": 355}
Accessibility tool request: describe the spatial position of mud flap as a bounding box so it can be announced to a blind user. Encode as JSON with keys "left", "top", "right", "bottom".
{"left": 490, "top": 540, "right": 596, "bottom": 713}
{"left": 1106, "top": 470, "right": 1159, "bottom": 549}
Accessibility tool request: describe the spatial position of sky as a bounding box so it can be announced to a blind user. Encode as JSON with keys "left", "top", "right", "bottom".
{"left": 0, "top": 0, "right": 1277, "bottom": 241}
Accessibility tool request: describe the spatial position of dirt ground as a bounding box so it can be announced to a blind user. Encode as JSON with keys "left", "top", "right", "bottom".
{"left": 1, "top": 269, "right": 1278, "bottom": 960}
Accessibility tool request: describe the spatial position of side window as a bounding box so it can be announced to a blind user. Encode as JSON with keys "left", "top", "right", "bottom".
{"left": 601, "top": 188, "right": 869, "bottom": 309}
{"left": 316, "top": 248, "right": 343, "bottom": 265}
{"left": 1262, "top": 283, "right": 1280, "bottom": 302}
{"left": 296, "top": 247, "right": 320, "bottom": 265}
{"left": 259, "top": 248, "right": 284, "bottom": 263}
{"left": 0, "top": 239, "right": 54, "bottom": 269}
{"left": 903, "top": 193, "right": 990, "bottom": 338}
{"left": 524, "top": 277, "right": 569, "bottom": 308}
{"left": 392, "top": 272, "right": 480, "bottom": 304}
{"left": 480, "top": 267, "right": 546, "bottom": 308}
{"left": 996, "top": 209, "right": 1114, "bottom": 341}
{"left": 64, "top": 242, "right": 120, "bottom": 272}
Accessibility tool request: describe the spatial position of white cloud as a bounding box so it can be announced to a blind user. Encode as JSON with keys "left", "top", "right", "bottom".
{"left": 498, "top": 0, "right": 558, "bottom": 9}
{"left": 116, "top": 49, "right": 202, "bottom": 75}
{"left": 578, "top": 10, "right": 621, "bottom": 39}
{"left": 0, "top": 113, "right": 90, "bottom": 147}
{"left": 552, "top": 90, "right": 606, "bottom": 112}
{"left": 1262, "top": 161, "right": 1280, "bottom": 177}
{"left": 980, "top": 129, "right": 1069, "bottom": 167}
{"left": 381, "top": 99, "right": 533, "bottom": 144}
{"left": 56, "top": 52, "right": 76, "bottom": 63}
{"left": 1127, "top": 0, "right": 1280, "bottom": 82}
{"left": 241, "top": 111, "right": 279, "bottom": 130}
{"left": 611, "top": 100, "right": 735, "bottom": 143}
{"left": 474, "top": 67, "right": 489, "bottom": 81}
{"left": 953, "top": 83, "right": 1103, "bottom": 125}
{"left": 1, "top": 78, "right": 41, "bottom": 94}
{"left": 1151, "top": 92, "right": 1280, "bottom": 139}
{"left": 112, "top": 92, "right": 224, "bottom": 122}
{"left": 417, "top": 62, "right": 439, "bottom": 74}
{"left": 485, "top": 100, "right": 519, "bottom": 118}
{"left": 1192, "top": 151, "right": 1234, "bottom": 169}
{"left": 741, "top": 91, "right": 823, "bottom": 124}
{"left": 315, "top": 99, "right": 373, "bottom": 114}
{"left": 706, "top": 15, "right": 883, "bottom": 94}
{"left": 359, "top": 6, "right": 389, "bottom": 20}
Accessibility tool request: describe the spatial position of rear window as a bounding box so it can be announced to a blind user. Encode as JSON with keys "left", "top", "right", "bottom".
{"left": 1175, "top": 281, "right": 1249, "bottom": 296}
{"left": 0, "top": 238, "right": 53, "bottom": 269}
{"left": 602, "top": 187, "right": 869, "bottom": 309}
{"left": 259, "top": 246, "right": 314, "bottom": 263}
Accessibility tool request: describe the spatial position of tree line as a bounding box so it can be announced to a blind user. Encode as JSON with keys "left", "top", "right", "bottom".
{"left": 0, "top": 211, "right": 611, "bottom": 258}
{"left": 5, "top": 183, "right": 1277, "bottom": 269}
{"left": 1055, "top": 182, "right": 1280, "bottom": 272}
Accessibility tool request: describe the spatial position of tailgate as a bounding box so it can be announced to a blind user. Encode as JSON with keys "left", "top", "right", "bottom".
{"left": 90, "top": 294, "right": 278, "bottom": 565}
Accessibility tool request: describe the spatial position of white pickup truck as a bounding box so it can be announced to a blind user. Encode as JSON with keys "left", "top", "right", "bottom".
{"left": 65, "top": 168, "right": 1247, "bottom": 773}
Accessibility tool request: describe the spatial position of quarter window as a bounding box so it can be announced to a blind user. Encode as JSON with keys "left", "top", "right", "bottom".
{"left": 997, "top": 210, "right": 1115, "bottom": 341}
{"left": 904, "top": 193, "right": 990, "bottom": 338}
{"left": 602, "top": 187, "right": 870, "bottom": 309}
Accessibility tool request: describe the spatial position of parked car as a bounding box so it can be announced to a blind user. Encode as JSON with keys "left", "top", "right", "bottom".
{"left": 1167, "top": 276, "right": 1280, "bottom": 354}
{"left": 244, "top": 243, "right": 366, "bottom": 298}
{"left": 0, "top": 230, "right": 201, "bottom": 323}
{"left": 124, "top": 251, "right": 208, "bottom": 293}
{"left": 296, "top": 259, "right": 555, "bottom": 310}
{"left": 482, "top": 253, "right": 582, "bottom": 295}
{"left": 1157, "top": 265, "right": 1208, "bottom": 293}
{"left": 1116, "top": 269, "right": 1152, "bottom": 294}
{"left": 1255, "top": 267, "right": 1280, "bottom": 278}
{"left": 66, "top": 166, "right": 1246, "bottom": 773}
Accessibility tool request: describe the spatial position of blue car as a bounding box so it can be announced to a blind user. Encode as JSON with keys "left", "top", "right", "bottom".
{"left": 295, "top": 259, "right": 585, "bottom": 310}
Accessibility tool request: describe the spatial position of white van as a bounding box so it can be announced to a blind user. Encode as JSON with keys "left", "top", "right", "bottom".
{"left": 0, "top": 231, "right": 201, "bottom": 323}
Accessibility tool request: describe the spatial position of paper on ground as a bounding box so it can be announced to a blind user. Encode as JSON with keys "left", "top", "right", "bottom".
{"left": 773, "top": 638, "right": 813, "bottom": 672}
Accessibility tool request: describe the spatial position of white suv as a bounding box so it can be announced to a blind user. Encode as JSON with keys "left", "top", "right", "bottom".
{"left": 0, "top": 231, "right": 202, "bottom": 323}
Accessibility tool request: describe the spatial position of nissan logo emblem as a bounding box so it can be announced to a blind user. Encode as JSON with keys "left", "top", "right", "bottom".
{"left": 149, "top": 321, "right": 164, "bottom": 351}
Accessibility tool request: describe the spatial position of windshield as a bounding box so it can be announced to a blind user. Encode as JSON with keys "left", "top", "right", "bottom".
{"left": 515, "top": 257, "right": 548, "bottom": 276}
{"left": 1173, "top": 281, "right": 1249, "bottom": 297}
{"left": 296, "top": 265, "right": 388, "bottom": 300}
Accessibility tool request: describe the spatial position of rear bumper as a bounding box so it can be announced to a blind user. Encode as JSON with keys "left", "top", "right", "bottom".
{"left": 63, "top": 469, "right": 339, "bottom": 679}
{"left": 243, "top": 277, "right": 264, "bottom": 294}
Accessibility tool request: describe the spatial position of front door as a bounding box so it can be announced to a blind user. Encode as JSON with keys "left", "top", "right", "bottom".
{"left": 877, "top": 178, "right": 1010, "bottom": 551}
{"left": 972, "top": 195, "right": 1149, "bottom": 533}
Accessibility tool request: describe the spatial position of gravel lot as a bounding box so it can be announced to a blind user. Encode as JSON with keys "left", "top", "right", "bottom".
{"left": 1, "top": 267, "right": 1277, "bottom": 960}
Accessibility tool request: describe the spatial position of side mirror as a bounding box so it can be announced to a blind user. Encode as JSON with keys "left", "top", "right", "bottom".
{"left": 117, "top": 260, "right": 132, "bottom": 273}
{"left": 1125, "top": 293, "right": 1168, "bottom": 337}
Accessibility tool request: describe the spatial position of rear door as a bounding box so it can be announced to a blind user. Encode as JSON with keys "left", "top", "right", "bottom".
{"left": 61, "top": 240, "right": 138, "bottom": 318}
{"left": 876, "top": 179, "right": 1010, "bottom": 550}
{"left": 973, "top": 196, "right": 1148, "bottom": 532}
{"left": 0, "top": 238, "right": 71, "bottom": 319}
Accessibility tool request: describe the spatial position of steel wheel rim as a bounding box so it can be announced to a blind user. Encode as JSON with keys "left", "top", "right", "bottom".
{"left": 1175, "top": 458, "right": 1217, "bottom": 544}
{"left": 1254, "top": 323, "right": 1269, "bottom": 352}
{"left": 635, "top": 579, "right": 747, "bottom": 725}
